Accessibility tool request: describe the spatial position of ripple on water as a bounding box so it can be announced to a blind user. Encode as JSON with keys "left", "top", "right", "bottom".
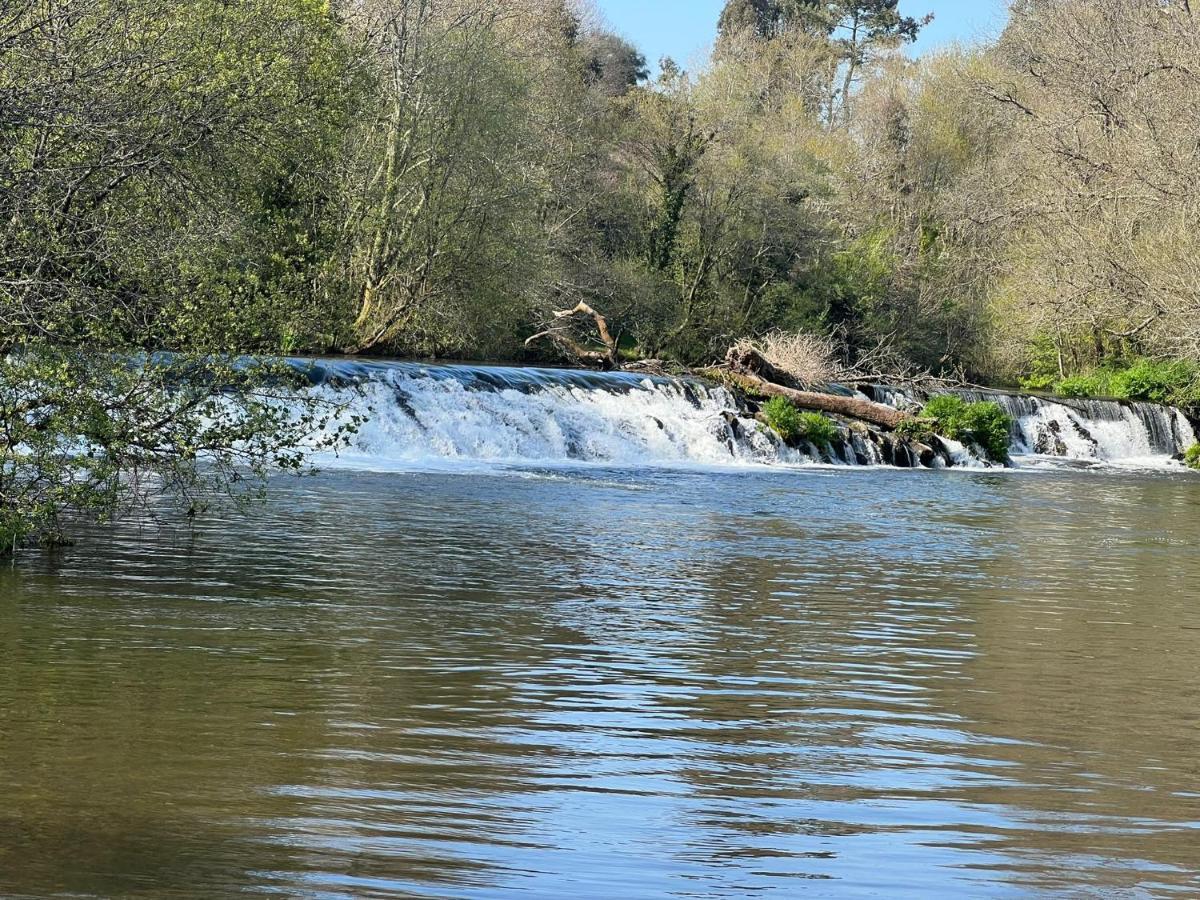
{"left": 1, "top": 467, "right": 1200, "bottom": 897}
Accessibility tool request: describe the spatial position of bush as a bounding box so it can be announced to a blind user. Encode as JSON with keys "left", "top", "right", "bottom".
{"left": 796, "top": 411, "right": 838, "bottom": 447}
{"left": 921, "top": 395, "right": 1013, "bottom": 462}
{"left": 922, "top": 394, "right": 968, "bottom": 423}
{"left": 760, "top": 397, "right": 837, "bottom": 447}
{"left": 760, "top": 396, "right": 804, "bottom": 441}
{"left": 1044, "top": 358, "right": 1200, "bottom": 407}
{"left": 1054, "top": 371, "right": 1113, "bottom": 398}
{"left": 1108, "top": 358, "right": 1200, "bottom": 406}
{"left": 1018, "top": 373, "right": 1055, "bottom": 392}
{"left": 1186, "top": 444, "right": 1200, "bottom": 471}
{"left": 894, "top": 418, "right": 936, "bottom": 442}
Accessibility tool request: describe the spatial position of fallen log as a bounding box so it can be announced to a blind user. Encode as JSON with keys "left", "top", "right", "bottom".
{"left": 726, "top": 343, "right": 807, "bottom": 389}
{"left": 725, "top": 347, "right": 913, "bottom": 431}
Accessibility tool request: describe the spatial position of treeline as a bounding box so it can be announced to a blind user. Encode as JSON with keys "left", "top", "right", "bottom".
{"left": 4, "top": 0, "right": 1200, "bottom": 548}
{"left": 4, "top": 0, "right": 1199, "bottom": 378}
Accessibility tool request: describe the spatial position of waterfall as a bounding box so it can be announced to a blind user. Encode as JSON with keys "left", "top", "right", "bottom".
{"left": 294, "top": 360, "right": 1196, "bottom": 472}
{"left": 950, "top": 391, "right": 1196, "bottom": 464}
{"left": 871, "top": 383, "right": 1197, "bottom": 467}
{"left": 303, "top": 360, "right": 806, "bottom": 470}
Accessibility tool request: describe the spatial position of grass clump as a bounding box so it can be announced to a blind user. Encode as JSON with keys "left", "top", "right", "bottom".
{"left": 1185, "top": 444, "right": 1200, "bottom": 471}
{"left": 760, "top": 397, "right": 838, "bottom": 447}
{"left": 921, "top": 395, "right": 1013, "bottom": 463}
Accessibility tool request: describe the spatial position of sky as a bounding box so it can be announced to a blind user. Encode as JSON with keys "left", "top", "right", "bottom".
{"left": 594, "top": 1, "right": 1010, "bottom": 75}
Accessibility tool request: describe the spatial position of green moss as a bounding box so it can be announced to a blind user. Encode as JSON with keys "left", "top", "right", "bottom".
{"left": 921, "top": 395, "right": 1012, "bottom": 463}
{"left": 697, "top": 368, "right": 768, "bottom": 399}
{"left": 760, "top": 397, "right": 837, "bottom": 447}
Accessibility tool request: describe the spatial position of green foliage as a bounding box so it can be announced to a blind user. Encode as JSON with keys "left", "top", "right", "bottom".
{"left": 1018, "top": 374, "right": 1055, "bottom": 392}
{"left": 803, "top": 229, "right": 896, "bottom": 334}
{"left": 760, "top": 398, "right": 837, "bottom": 446}
{"left": 1108, "top": 359, "right": 1200, "bottom": 407}
{"left": 1185, "top": 444, "right": 1200, "bottom": 471}
{"left": 760, "top": 397, "right": 805, "bottom": 441}
{"left": 1054, "top": 372, "right": 1113, "bottom": 399}
{"left": 921, "top": 395, "right": 967, "bottom": 423}
{"left": 1042, "top": 359, "right": 1200, "bottom": 408}
{"left": 921, "top": 395, "right": 1012, "bottom": 462}
{"left": 0, "top": 0, "right": 359, "bottom": 554}
{"left": 796, "top": 411, "right": 839, "bottom": 447}
{"left": 0, "top": 347, "right": 361, "bottom": 556}
{"left": 1020, "top": 333, "right": 1064, "bottom": 389}
{"left": 894, "top": 418, "right": 936, "bottom": 442}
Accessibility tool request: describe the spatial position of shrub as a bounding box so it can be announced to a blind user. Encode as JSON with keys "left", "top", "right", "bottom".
{"left": 921, "top": 395, "right": 1013, "bottom": 462}
{"left": 1045, "top": 358, "right": 1200, "bottom": 407}
{"left": 1054, "top": 371, "right": 1113, "bottom": 398}
{"left": 1108, "top": 358, "right": 1200, "bottom": 406}
{"left": 922, "top": 394, "right": 968, "bottom": 423}
{"left": 761, "top": 396, "right": 804, "bottom": 441}
{"left": 796, "top": 411, "right": 838, "bottom": 447}
{"left": 894, "top": 418, "right": 936, "bottom": 442}
{"left": 1018, "top": 373, "right": 1056, "bottom": 392}
{"left": 760, "top": 397, "right": 837, "bottom": 447}
{"left": 1186, "top": 444, "right": 1200, "bottom": 471}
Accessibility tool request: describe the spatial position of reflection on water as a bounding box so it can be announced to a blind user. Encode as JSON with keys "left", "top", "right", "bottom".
{"left": 2, "top": 467, "right": 1200, "bottom": 897}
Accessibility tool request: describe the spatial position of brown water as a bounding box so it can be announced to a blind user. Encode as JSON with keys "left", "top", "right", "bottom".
{"left": 2, "top": 466, "right": 1199, "bottom": 898}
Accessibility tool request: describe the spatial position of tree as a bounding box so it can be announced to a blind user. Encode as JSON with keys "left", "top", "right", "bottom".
{"left": 718, "top": 0, "right": 784, "bottom": 40}
{"left": 823, "top": 1, "right": 933, "bottom": 123}
{"left": 978, "top": 0, "right": 1200, "bottom": 372}
{"left": 331, "top": 0, "right": 585, "bottom": 356}
{"left": 0, "top": 0, "right": 358, "bottom": 552}
{"left": 580, "top": 32, "right": 648, "bottom": 97}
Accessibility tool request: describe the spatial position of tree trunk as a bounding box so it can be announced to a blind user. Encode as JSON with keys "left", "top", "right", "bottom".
{"left": 725, "top": 346, "right": 912, "bottom": 430}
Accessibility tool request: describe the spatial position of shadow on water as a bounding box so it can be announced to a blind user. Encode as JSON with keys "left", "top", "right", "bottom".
{"left": 2, "top": 466, "right": 1200, "bottom": 897}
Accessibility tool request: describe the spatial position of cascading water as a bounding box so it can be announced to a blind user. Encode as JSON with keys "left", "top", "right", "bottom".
{"left": 870, "top": 384, "right": 1198, "bottom": 468}
{"left": 302, "top": 360, "right": 805, "bottom": 470}
{"left": 295, "top": 360, "right": 1196, "bottom": 472}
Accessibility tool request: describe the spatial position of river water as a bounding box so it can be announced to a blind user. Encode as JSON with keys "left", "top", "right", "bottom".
{"left": 2, "top": 463, "right": 1199, "bottom": 898}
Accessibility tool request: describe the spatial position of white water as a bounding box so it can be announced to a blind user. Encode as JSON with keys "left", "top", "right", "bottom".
{"left": 305, "top": 361, "right": 802, "bottom": 471}
{"left": 947, "top": 390, "right": 1197, "bottom": 469}
{"left": 297, "top": 360, "right": 1197, "bottom": 473}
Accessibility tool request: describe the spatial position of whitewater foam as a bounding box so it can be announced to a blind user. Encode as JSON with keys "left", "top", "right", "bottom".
{"left": 293, "top": 361, "right": 1197, "bottom": 475}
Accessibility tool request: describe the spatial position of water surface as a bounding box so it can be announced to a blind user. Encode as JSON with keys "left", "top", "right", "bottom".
{"left": 2, "top": 466, "right": 1199, "bottom": 897}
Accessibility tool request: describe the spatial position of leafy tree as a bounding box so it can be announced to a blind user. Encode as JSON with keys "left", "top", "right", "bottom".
{"left": 580, "top": 32, "right": 649, "bottom": 97}
{"left": 0, "top": 0, "right": 358, "bottom": 553}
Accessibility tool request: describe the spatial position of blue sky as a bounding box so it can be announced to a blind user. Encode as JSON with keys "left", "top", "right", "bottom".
{"left": 594, "top": 1, "right": 1009, "bottom": 74}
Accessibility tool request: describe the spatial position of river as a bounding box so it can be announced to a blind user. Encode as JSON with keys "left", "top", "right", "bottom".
{"left": 3, "top": 459, "right": 1200, "bottom": 897}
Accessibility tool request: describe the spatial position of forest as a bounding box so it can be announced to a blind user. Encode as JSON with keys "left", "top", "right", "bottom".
{"left": 3, "top": 0, "right": 1200, "bottom": 546}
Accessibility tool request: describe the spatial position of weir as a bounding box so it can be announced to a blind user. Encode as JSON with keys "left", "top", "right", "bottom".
{"left": 867, "top": 384, "right": 1198, "bottom": 466}
{"left": 303, "top": 360, "right": 1197, "bottom": 471}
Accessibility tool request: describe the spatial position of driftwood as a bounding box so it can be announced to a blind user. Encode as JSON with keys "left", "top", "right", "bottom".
{"left": 526, "top": 302, "right": 620, "bottom": 369}
{"left": 726, "top": 345, "right": 913, "bottom": 430}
